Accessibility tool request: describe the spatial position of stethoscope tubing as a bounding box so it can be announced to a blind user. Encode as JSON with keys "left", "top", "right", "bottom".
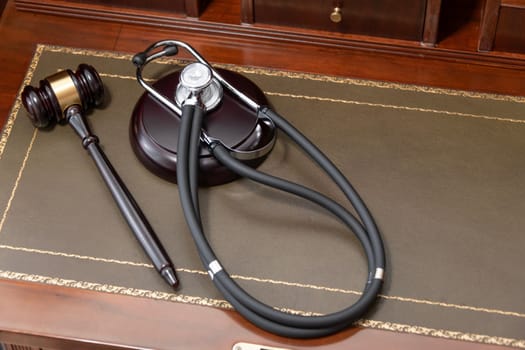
{"left": 134, "top": 40, "right": 386, "bottom": 338}
{"left": 258, "top": 107, "right": 386, "bottom": 273}
{"left": 176, "top": 103, "right": 385, "bottom": 338}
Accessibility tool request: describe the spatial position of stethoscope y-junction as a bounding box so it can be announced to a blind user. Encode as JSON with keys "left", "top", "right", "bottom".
{"left": 132, "top": 40, "right": 386, "bottom": 338}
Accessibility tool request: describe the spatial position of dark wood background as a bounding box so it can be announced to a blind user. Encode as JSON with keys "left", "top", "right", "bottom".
{"left": 0, "top": 0, "right": 524, "bottom": 349}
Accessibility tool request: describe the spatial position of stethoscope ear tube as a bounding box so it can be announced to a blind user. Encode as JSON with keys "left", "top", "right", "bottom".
{"left": 257, "top": 107, "right": 386, "bottom": 274}
{"left": 177, "top": 103, "right": 386, "bottom": 338}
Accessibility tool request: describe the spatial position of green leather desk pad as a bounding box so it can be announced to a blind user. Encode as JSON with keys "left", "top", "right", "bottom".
{"left": 0, "top": 45, "right": 524, "bottom": 347}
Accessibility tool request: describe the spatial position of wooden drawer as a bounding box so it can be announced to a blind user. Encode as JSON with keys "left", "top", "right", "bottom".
{"left": 242, "top": 0, "right": 428, "bottom": 41}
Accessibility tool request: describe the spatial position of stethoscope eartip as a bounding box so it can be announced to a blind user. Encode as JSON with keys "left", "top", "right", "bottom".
{"left": 164, "top": 45, "right": 179, "bottom": 57}
{"left": 132, "top": 52, "right": 147, "bottom": 67}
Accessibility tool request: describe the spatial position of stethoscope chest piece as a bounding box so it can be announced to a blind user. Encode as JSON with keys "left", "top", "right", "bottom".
{"left": 130, "top": 67, "right": 275, "bottom": 186}
{"left": 175, "top": 63, "right": 223, "bottom": 111}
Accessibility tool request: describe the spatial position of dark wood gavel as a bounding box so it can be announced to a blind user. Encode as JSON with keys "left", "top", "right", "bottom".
{"left": 21, "top": 65, "right": 178, "bottom": 287}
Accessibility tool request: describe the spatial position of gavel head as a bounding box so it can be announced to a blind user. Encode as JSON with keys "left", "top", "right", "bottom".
{"left": 21, "top": 64, "right": 104, "bottom": 128}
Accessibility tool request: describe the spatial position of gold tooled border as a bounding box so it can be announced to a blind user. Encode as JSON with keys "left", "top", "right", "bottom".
{"left": 96, "top": 72, "right": 525, "bottom": 125}
{"left": 1, "top": 44, "right": 525, "bottom": 348}
{"left": 356, "top": 319, "right": 525, "bottom": 348}
{"left": 40, "top": 44, "right": 525, "bottom": 103}
{"left": 3, "top": 43, "right": 522, "bottom": 162}
{"left": 1, "top": 243, "right": 525, "bottom": 320}
{"left": 1, "top": 269, "right": 524, "bottom": 348}
{"left": 0, "top": 129, "right": 37, "bottom": 233}
{"left": 0, "top": 45, "right": 44, "bottom": 159}
{"left": 0, "top": 243, "right": 525, "bottom": 318}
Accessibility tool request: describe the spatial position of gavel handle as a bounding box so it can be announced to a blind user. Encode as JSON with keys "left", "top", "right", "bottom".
{"left": 66, "top": 106, "right": 178, "bottom": 287}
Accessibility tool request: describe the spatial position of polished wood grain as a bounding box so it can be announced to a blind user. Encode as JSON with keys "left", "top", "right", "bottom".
{"left": 14, "top": 0, "right": 212, "bottom": 17}
{"left": 0, "top": 0, "right": 6, "bottom": 15}
{"left": 1, "top": 0, "right": 525, "bottom": 348}
{"left": 0, "top": 280, "right": 510, "bottom": 350}
{"left": 479, "top": 0, "right": 503, "bottom": 51}
{"left": 494, "top": 4, "right": 525, "bottom": 53}
{"left": 59, "top": 0, "right": 186, "bottom": 14}
{"left": 478, "top": 0, "right": 525, "bottom": 53}
{"left": 422, "top": 0, "right": 442, "bottom": 46}
{"left": 12, "top": 0, "right": 525, "bottom": 69}
{"left": 240, "top": 0, "right": 253, "bottom": 23}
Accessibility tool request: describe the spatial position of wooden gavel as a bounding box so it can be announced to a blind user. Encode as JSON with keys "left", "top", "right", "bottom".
{"left": 21, "top": 65, "right": 178, "bottom": 287}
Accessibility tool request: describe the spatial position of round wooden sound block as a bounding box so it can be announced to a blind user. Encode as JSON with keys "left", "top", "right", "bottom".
{"left": 130, "top": 68, "right": 275, "bottom": 186}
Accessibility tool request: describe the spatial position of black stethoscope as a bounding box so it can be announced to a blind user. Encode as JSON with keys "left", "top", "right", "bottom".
{"left": 132, "top": 40, "right": 386, "bottom": 338}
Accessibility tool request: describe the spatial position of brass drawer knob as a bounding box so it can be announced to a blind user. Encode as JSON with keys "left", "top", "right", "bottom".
{"left": 330, "top": 7, "right": 342, "bottom": 23}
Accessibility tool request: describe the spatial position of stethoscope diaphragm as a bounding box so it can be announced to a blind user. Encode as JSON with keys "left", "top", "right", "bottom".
{"left": 175, "top": 62, "right": 223, "bottom": 111}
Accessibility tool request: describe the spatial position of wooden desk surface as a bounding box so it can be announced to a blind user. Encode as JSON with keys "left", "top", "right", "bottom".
{"left": 1, "top": 0, "right": 524, "bottom": 349}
